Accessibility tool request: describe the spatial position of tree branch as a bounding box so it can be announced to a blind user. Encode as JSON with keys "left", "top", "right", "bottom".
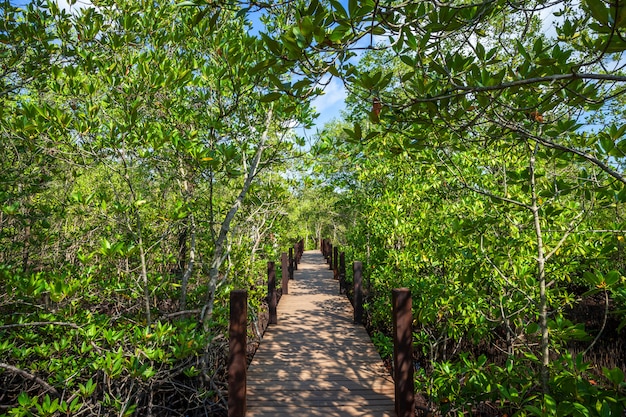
{"left": 501, "top": 121, "right": 626, "bottom": 185}
{"left": 0, "top": 321, "right": 81, "bottom": 330}
{"left": 397, "top": 72, "right": 626, "bottom": 106}
{"left": 0, "top": 362, "right": 59, "bottom": 396}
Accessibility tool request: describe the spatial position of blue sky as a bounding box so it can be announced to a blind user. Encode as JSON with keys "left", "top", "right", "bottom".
{"left": 301, "top": 76, "right": 347, "bottom": 139}
{"left": 246, "top": 2, "right": 351, "bottom": 138}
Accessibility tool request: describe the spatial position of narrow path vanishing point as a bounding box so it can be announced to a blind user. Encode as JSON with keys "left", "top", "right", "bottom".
{"left": 246, "top": 250, "right": 396, "bottom": 417}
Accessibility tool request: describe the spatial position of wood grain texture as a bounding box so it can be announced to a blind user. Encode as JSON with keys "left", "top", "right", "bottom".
{"left": 246, "top": 250, "right": 396, "bottom": 417}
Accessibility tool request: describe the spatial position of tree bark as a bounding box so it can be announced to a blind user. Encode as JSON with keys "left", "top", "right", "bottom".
{"left": 529, "top": 143, "right": 549, "bottom": 393}
{"left": 201, "top": 108, "right": 274, "bottom": 329}
{"left": 136, "top": 210, "right": 152, "bottom": 327}
{"left": 180, "top": 214, "right": 196, "bottom": 311}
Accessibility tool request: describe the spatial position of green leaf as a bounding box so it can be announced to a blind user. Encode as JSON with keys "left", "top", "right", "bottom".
{"left": 515, "top": 40, "right": 530, "bottom": 61}
{"left": 329, "top": 24, "right": 350, "bottom": 42}
{"left": 354, "top": 123, "right": 362, "bottom": 141}
{"left": 571, "top": 402, "right": 591, "bottom": 417}
{"left": 583, "top": 271, "right": 600, "bottom": 285}
{"left": 600, "top": 134, "right": 615, "bottom": 153}
{"left": 18, "top": 392, "right": 30, "bottom": 407}
{"left": 299, "top": 16, "right": 315, "bottom": 36}
{"left": 558, "top": 401, "right": 576, "bottom": 416}
{"left": 475, "top": 42, "right": 485, "bottom": 60}
{"left": 343, "top": 123, "right": 363, "bottom": 142}
{"left": 330, "top": 0, "right": 347, "bottom": 18}
{"left": 236, "top": 7, "right": 249, "bottom": 19}
{"left": 261, "top": 33, "right": 282, "bottom": 55}
{"left": 526, "top": 322, "right": 539, "bottom": 334}
{"left": 585, "top": 0, "right": 610, "bottom": 26}
{"left": 525, "top": 405, "right": 544, "bottom": 415}
{"left": 603, "top": 367, "right": 625, "bottom": 385}
{"left": 400, "top": 55, "right": 414, "bottom": 67}
{"left": 307, "top": 0, "right": 320, "bottom": 15}
{"left": 604, "top": 270, "right": 621, "bottom": 286}
{"left": 600, "top": 401, "right": 612, "bottom": 417}
{"left": 544, "top": 394, "right": 557, "bottom": 415}
{"left": 260, "top": 92, "right": 282, "bottom": 102}
{"left": 328, "top": 65, "right": 341, "bottom": 77}
{"left": 348, "top": 0, "right": 358, "bottom": 17}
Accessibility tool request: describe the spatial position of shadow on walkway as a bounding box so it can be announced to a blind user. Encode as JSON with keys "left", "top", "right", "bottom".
{"left": 246, "top": 250, "right": 395, "bottom": 417}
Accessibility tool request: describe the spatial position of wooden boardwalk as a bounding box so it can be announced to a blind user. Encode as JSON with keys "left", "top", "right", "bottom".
{"left": 246, "top": 250, "right": 396, "bottom": 417}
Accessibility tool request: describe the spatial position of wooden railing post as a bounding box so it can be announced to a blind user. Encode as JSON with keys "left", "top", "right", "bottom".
{"left": 392, "top": 288, "right": 414, "bottom": 417}
{"left": 353, "top": 261, "right": 363, "bottom": 324}
{"left": 324, "top": 240, "right": 328, "bottom": 263}
{"left": 339, "top": 251, "right": 346, "bottom": 293}
{"left": 328, "top": 243, "right": 333, "bottom": 269}
{"left": 268, "top": 262, "right": 277, "bottom": 325}
{"left": 288, "top": 247, "right": 294, "bottom": 280}
{"left": 281, "top": 252, "right": 289, "bottom": 295}
{"left": 333, "top": 246, "right": 339, "bottom": 277}
{"left": 324, "top": 239, "right": 330, "bottom": 261}
{"left": 228, "top": 290, "right": 247, "bottom": 417}
{"left": 293, "top": 243, "right": 298, "bottom": 270}
{"left": 297, "top": 239, "right": 304, "bottom": 263}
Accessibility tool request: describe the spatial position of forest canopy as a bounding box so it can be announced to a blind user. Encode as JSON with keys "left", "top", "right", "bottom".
{"left": 2, "top": 0, "right": 626, "bottom": 416}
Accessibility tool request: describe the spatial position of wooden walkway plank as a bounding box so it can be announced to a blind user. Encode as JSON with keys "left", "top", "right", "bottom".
{"left": 246, "top": 250, "right": 396, "bottom": 417}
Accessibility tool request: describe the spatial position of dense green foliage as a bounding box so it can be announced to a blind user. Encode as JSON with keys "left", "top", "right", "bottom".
{"left": 0, "top": 1, "right": 314, "bottom": 415}
{"left": 315, "top": 119, "right": 626, "bottom": 415}
{"left": 3, "top": 0, "right": 626, "bottom": 416}
{"left": 288, "top": 0, "right": 626, "bottom": 414}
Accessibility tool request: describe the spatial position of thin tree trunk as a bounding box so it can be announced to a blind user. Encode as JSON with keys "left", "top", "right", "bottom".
{"left": 201, "top": 108, "right": 274, "bottom": 329}
{"left": 180, "top": 214, "right": 196, "bottom": 311}
{"left": 529, "top": 143, "right": 549, "bottom": 393}
{"left": 136, "top": 210, "right": 152, "bottom": 327}
{"left": 177, "top": 226, "right": 188, "bottom": 277}
{"left": 22, "top": 222, "right": 30, "bottom": 271}
{"left": 249, "top": 225, "right": 262, "bottom": 265}
{"left": 177, "top": 161, "right": 195, "bottom": 311}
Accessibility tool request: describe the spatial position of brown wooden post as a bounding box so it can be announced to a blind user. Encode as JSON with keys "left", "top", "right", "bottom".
{"left": 296, "top": 239, "right": 301, "bottom": 263}
{"left": 324, "top": 239, "right": 330, "bottom": 260}
{"left": 281, "top": 252, "right": 288, "bottom": 295}
{"left": 353, "top": 261, "right": 363, "bottom": 324}
{"left": 293, "top": 243, "right": 298, "bottom": 270}
{"left": 333, "top": 246, "right": 339, "bottom": 277}
{"left": 393, "top": 288, "right": 414, "bottom": 417}
{"left": 268, "top": 262, "right": 277, "bottom": 325}
{"left": 288, "top": 247, "right": 294, "bottom": 280}
{"left": 339, "top": 251, "right": 346, "bottom": 293}
{"left": 228, "top": 290, "right": 247, "bottom": 417}
{"left": 328, "top": 243, "right": 333, "bottom": 268}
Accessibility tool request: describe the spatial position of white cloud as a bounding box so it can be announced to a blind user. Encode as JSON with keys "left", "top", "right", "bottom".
{"left": 538, "top": 2, "right": 563, "bottom": 40}
{"left": 54, "top": 0, "right": 93, "bottom": 13}
{"left": 311, "top": 76, "right": 347, "bottom": 115}
{"left": 293, "top": 76, "right": 348, "bottom": 141}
